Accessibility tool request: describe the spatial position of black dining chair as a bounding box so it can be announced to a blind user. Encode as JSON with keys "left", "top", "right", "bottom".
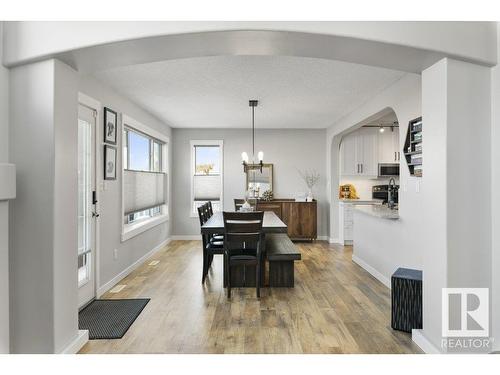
{"left": 223, "top": 211, "right": 264, "bottom": 298}
{"left": 206, "top": 201, "right": 223, "bottom": 242}
{"left": 234, "top": 199, "right": 245, "bottom": 211}
{"left": 198, "top": 203, "right": 224, "bottom": 284}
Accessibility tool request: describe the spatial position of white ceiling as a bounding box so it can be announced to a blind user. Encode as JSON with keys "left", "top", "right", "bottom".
{"left": 93, "top": 56, "right": 406, "bottom": 129}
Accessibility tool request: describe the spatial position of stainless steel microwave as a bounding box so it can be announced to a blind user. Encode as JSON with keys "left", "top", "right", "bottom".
{"left": 378, "top": 163, "right": 400, "bottom": 177}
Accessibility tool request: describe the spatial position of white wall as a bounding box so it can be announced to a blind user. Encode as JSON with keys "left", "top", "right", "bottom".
{"left": 3, "top": 22, "right": 497, "bottom": 68}
{"left": 0, "top": 22, "right": 10, "bottom": 354}
{"left": 172, "top": 128, "right": 327, "bottom": 237}
{"left": 422, "top": 58, "right": 491, "bottom": 352}
{"left": 78, "top": 75, "right": 173, "bottom": 294}
{"left": 419, "top": 60, "right": 449, "bottom": 350}
{"left": 490, "top": 23, "right": 500, "bottom": 352}
{"left": 9, "top": 59, "right": 79, "bottom": 353}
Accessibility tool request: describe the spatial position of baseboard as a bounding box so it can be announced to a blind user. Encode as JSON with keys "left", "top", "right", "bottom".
{"left": 412, "top": 329, "right": 441, "bottom": 354}
{"left": 317, "top": 236, "right": 329, "bottom": 241}
{"left": 171, "top": 235, "right": 201, "bottom": 240}
{"left": 60, "top": 330, "right": 89, "bottom": 354}
{"left": 97, "top": 237, "right": 171, "bottom": 297}
{"left": 352, "top": 254, "right": 391, "bottom": 289}
{"left": 329, "top": 237, "right": 340, "bottom": 244}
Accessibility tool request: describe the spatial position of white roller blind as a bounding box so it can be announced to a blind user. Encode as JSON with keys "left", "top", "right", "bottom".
{"left": 193, "top": 175, "right": 221, "bottom": 201}
{"left": 124, "top": 170, "right": 166, "bottom": 215}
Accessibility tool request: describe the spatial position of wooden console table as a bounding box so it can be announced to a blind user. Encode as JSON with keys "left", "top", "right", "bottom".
{"left": 256, "top": 199, "right": 317, "bottom": 241}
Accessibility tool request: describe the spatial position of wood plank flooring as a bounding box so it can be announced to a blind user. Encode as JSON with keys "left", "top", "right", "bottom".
{"left": 79, "top": 240, "right": 421, "bottom": 354}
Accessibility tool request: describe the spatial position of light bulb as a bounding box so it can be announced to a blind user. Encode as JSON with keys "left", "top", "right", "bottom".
{"left": 241, "top": 152, "right": 249, "bottom": 163}
{"left": 379, "top": 127, "right": 385, "bottom": 133}
{"left": 258, "top": 151, "right": 264, "bottom": 162}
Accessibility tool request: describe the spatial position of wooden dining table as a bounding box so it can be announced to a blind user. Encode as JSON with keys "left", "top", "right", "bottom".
{"left": 200, "top": 211, "right": 287, "bottom": 287}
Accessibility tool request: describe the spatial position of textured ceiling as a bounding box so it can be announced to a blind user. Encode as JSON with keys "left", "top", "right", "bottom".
{"left": 93, "top": 56, "right": 405, "bottom": 129}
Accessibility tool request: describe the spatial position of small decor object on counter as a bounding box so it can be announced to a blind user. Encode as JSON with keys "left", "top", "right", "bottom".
{"left": 262, "top": 189, "right": 273, "bottom": 201}
{"left": 339, "top": 184, "right": 359, "bottom": 200}
{"left": 298, "top": 169, "right": 320, "bottom": 202}
{"left": 391, "top": 268, "right": 422, "bottom": 333}
{"left": 104, "top": 107, "right": 118, "bottom": 144}
{"left": 104, "top": 145, "right": 117, "bottom": 180}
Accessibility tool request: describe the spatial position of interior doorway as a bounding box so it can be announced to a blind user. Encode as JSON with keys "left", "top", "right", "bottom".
{"left": 77, "top": 102, "right": 98, "bottom": 308}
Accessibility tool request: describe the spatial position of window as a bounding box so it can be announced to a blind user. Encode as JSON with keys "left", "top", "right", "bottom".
{"left": 122, "top": 115, "right": 169, "bottom": 241}
{"left": 191, "top": 140, "right": 223, "bottom": 216}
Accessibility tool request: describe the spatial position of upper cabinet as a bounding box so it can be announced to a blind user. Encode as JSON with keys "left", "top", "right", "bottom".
{"left": 340, "top": 128, "right": 379, "bottom": 178}
{"left": 378, "top": 127, "right": 400, "bottom": 163}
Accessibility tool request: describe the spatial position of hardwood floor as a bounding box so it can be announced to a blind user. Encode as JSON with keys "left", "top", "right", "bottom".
{"left": 79, "top": 240, "right": 421, "bottom": 354}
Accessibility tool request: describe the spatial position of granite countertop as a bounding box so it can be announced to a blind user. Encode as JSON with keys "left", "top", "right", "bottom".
{"left": 353, "top": 204, "right": 399, "bottom": 220}
{"left": 339, "top": 199, "right": 383, "bottom": 205}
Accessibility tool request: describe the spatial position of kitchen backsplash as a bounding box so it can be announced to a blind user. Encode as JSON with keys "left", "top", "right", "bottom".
{"left": 340, "top": 176, "right": 400, "bottom": 200}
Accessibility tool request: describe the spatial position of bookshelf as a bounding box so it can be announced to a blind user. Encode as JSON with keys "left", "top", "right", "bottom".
{"left": 403, "top": 117, "right": 422, "bottom": 177}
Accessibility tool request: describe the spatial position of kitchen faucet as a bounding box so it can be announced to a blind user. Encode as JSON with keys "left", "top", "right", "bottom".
{"left": 388, "top": 178, "right": 398, "bottom": 210}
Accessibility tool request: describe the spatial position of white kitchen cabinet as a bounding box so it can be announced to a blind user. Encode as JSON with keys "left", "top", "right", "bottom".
{"left": 339, "top": 200, "right": 383, "bottom": 245}
{"left": 340, "top": 128, "right": 378, "bottom": 177}
{"left": 378, "top": 128, "right": 400, "bottom": 163}
{"left": 339, "top": 202, "right": 354, "bottom": 245}
{"left": 341, "top": 132, "right": 358, "bottom": 176}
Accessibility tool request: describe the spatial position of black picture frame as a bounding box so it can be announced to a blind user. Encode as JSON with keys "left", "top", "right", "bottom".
{"left": 104, "top": 145, "right": 117, "bottom": 180}
{"left": 103, "top": 107, "right": 118, "bottom": 145}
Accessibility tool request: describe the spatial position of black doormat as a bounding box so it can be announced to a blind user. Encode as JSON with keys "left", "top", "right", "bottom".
{"left": 79, "top": 299, "right": 150, "bottom": 339}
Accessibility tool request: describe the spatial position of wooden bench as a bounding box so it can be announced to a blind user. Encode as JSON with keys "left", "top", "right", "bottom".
{"left": 265, "top": 234, "right": 301, "bottom": 287}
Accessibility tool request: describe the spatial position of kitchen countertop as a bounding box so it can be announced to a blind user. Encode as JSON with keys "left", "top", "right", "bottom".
{"left": 353, "top": 204, "right": 399, "bottom": 220}
{"left": 339, "top": 199, "right": 383, "bottom": 205}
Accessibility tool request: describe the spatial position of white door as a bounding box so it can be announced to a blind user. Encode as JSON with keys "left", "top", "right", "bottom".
{"left": 78, "top": 104, "right": 97, "bottom": 308}
{"left": 341, "top": 133, "right": 358, "bottom": 176}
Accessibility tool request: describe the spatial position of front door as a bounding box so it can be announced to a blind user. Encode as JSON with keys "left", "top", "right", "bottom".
{"left": 78, "top": 103, "right": 98, "bottom": 308}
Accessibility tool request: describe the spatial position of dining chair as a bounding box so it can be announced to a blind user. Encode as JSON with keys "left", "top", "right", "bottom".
{"left": 198, "top": 203, "right": 224, "bottom": 284}
{"left": 223, "top": 211, "right": 264, "bottom": 298}
{"left": 234, "top": 199, "right": 245, "bottom": 211}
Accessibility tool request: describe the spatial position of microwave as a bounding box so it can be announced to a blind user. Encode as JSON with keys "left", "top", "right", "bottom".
{"left": 378, "top": 163, "right": 400, "bottom": 177}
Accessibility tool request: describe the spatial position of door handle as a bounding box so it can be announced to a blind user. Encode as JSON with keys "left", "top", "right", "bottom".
{"left": 92, "top": 211, "right": 100, "bottom": 218}
{"left": 360, "top": 164, "right": 363, "bottom": 174}
{"left": 394, "top": 152, "right": 396, "bottom": 161}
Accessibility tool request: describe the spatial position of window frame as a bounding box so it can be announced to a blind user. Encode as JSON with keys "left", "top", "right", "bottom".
{"left": 121, "top": 114, "right": 170, "bottom": 242}
{"left": 190, "top": 140, "right": 224, "bottom": 217}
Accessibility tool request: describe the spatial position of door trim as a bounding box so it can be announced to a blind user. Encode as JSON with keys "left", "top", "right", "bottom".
{"left": 78, "top": 92, "right": 101, "bottom": 302}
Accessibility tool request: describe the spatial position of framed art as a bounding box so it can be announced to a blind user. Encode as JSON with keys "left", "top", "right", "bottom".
{"left": 104, "top": 145, "right": 117, "bottom": 180}
{"left": 104, "top": 107, "right": 118, "bottom": 144}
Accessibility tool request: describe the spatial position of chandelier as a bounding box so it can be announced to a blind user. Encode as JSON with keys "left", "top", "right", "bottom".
{"left": 241, "top": 100, "right": 264, "bottom": 173}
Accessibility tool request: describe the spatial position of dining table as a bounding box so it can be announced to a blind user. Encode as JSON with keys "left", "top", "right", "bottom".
{"left": 200, "top": 211, "right": 288, "bottom": 287}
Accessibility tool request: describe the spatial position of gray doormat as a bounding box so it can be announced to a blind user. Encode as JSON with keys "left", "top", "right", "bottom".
{"left": 79, "top": 299, "right": 150, "bottom": 339}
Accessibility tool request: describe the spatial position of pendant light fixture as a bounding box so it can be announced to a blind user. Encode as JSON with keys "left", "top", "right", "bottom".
{"left": 242, "top": 100, "right": 264, "bottom": 173}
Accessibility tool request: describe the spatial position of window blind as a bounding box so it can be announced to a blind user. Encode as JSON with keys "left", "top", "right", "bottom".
{"left": 124, "top": 170, "right": 166, "bottom": 215}
{"left": 193, "top": 175, "right": 221, "bottom": 201}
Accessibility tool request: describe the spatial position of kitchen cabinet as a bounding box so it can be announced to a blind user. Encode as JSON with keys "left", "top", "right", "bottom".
{"left": 378, "top": 128, "right": 400, "bottom": 163}
{"left": 339, "top": 202, "right": 354, "bottom": 245}
{"left": 341, "top": 132, "right": 358, "bottom": 176}
{"left": 340, "top": 128, "right": 379, "bottom": 177}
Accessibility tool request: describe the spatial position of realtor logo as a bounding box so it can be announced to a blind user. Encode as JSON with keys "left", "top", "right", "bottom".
{"left": 442, "top": 288, "right": 489, "bottom": 337}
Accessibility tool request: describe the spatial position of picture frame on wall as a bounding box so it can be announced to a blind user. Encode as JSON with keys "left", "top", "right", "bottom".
{"left": 104, "top": 145, "right": 117, "bottom": 180}
{"left": 104, "top": 107, "right": 118, "bottom": 144}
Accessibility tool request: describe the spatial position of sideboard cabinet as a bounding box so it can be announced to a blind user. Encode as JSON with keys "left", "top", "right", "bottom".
{"left": 256, "top": 199, "right": 317, "bottom": 241}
